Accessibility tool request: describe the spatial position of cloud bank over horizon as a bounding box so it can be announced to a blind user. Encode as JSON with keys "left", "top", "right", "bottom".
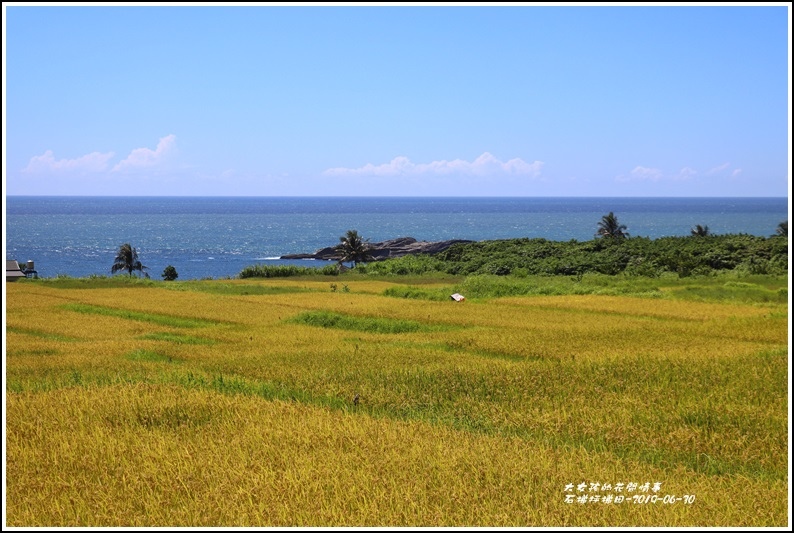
{"left": 323, "top": 152, "right": 545, "bottom": 179}
{"left": 21, "top": 135, "right": 177, "bottom": 176}
{"left": 615, "top": 162, "right": 744, "bottom": 184}
{"left": 22, "top": 149, "right": 116, "bottom": 174}
{"left": 112, "top": 135, "right": 176, "bottom": 172}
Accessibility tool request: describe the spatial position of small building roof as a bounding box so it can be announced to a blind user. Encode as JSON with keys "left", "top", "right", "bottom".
{"left": 6, "top": 260, "right": 26, "bottom": 280}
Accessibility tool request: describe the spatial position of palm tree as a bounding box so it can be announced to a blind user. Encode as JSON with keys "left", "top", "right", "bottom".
{"left": 774, "top": 221, "right": 787, "bottom": 238}
{"left": 335, "top": 229, "right": 373, "bottom": 267}
{"left": 111, "top": 243, "right": 149, "bottom": 277}
{"left": 595, "top": 212, "right": 629, "bottom": 240}
{"left": 691, "top": 224, "right": 710, "bottom": 237}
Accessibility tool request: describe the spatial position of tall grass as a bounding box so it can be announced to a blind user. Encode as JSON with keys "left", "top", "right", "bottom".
{"left": 238, "top": 263, "right": 339, "bottom": 278}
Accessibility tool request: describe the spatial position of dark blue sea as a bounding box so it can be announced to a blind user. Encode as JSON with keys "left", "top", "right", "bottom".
{"left": 4, "top": 197, "right": 789, "bottom": 280}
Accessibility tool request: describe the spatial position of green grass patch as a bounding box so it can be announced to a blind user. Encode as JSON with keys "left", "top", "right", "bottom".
{"left": 138, "top": 332, "right": 216, "bottom": 345}
{"left": 381, "top": 274, "right": 668, "bottom": 301}
{"left": 380, "top": 273, "right": 789, "bottom": 303}
{"left": 666, "top": 282, "right": 788, "bottom": 304}
{"left": 62, "top": 303, "right": 219, "bottom": 328}
{"left": 6, "top": 326, "right": 78, "bottom": 342}
{"left": 25, "top": 275, "right": 157, "bottom": 289}
{"left": 7, "top": 348, "right": 60, "bottom": 357}
{"left": 125, "top": 349, "right": 181, "bottom": 364}
{"left": 162, "top": 281, "right": 311, "bottom": 296}
{"left": 382, "top": 285, "right": 455, "bottom": 301}
{"left": 287, "top": 310, "right": 443, "bottom": 334}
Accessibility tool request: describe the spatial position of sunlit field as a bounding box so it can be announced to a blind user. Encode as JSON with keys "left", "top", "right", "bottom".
{"left": 5, "top": 274, "right": 789, "bottom": 526}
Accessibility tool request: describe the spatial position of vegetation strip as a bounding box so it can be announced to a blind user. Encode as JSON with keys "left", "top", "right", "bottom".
{"left": 62, "top": 303, "right": 219, "bottom": 328}
{"left": 162, "top": 282, "right": 312, "bottom": 296}
{"left": 287, "top": 310, "right": 451, "bottom": 334}
{"left": 239, "top": 263, "right": 339, "bottom": 278}
{"left": 6, "top": 325, "right": 78, "bottom": 342}
{"left": 138, "top": 332, "right": 216, "bottom": 345}
{"left": 357, "top": 233, "right": 788, "bottom": 278}
{"left": 383, "top": 273, "right": 788, "bottom": 303}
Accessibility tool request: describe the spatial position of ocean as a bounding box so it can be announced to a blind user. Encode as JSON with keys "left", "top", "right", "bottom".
{"left": 4, "top": 196, "right": 789, "bottom": 280}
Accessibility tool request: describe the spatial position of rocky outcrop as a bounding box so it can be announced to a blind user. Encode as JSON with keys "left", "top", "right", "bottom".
{"left": 280, "top": 237, "right": 473, "bottom": 261}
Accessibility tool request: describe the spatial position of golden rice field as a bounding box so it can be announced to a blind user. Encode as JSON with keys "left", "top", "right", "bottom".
{"left": 4, "top": 276, "right": 790, "bottom": 527}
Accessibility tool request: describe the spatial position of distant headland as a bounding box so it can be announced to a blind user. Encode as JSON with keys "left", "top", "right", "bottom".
{"left": 280, "top": 237, "right": 473, "bottom": 261}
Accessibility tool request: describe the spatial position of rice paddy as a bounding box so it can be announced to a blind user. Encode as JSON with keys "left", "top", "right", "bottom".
{"left": 4, "top": 274, "right": 789, "bottom": 526}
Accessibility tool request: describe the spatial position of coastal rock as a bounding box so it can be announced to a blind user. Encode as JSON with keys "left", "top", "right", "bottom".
{"left": 280, "top": 237, "right": 473, "bottom": 261}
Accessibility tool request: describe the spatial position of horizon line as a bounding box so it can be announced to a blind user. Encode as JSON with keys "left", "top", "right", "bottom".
{"left": 4, "top": 194, "right": 789, "bottom": 199}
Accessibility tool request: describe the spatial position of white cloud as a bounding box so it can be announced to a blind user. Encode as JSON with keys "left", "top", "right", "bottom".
{"left": 617, "top": 163, "right": 745, "bottom": 184}
{"left": 707, "top": 162, "right": 731, "bottom": 175}
{"left": 616, "top": 166, "right": 664, "bottom": 183}
{"left": 22, "top": 149, "right": 115, "bottom": 173}
{"left": 22, "top": 134, "right": 178, "bottom": 177}
{"left": 706, "top": 163, "right": 743, "bottom": 179}
{"left": 112, "top": 134, "right": 176, "bottom": 172}
{"left": 323, "top": 152, "right": 544, "bottom": 178}
{"left": 674, "top": 167, "right": 698, "bottom": 180}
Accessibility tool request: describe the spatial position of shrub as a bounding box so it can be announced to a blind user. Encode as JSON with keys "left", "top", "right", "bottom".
{"left": 162, "top": 265, "right": 179, "bottom": 281}
{"left": 239, "top": 263, "right": 339, "bottom": 279}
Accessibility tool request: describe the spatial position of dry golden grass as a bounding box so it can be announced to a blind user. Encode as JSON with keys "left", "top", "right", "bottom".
{"left": 4, "top": 278, "right": 789, "bottom": 526}
{"left": 7, "top": 385, "right": 787, "bottom": 527}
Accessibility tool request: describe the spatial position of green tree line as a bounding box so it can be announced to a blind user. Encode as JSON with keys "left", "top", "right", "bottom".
{"left": 358, "top": 233, "right": 788, "bottom": 278}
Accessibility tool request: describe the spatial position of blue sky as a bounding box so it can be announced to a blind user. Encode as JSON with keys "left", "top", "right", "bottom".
{"left": 2, "top": 3, "right": 791, "bottom": 197}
